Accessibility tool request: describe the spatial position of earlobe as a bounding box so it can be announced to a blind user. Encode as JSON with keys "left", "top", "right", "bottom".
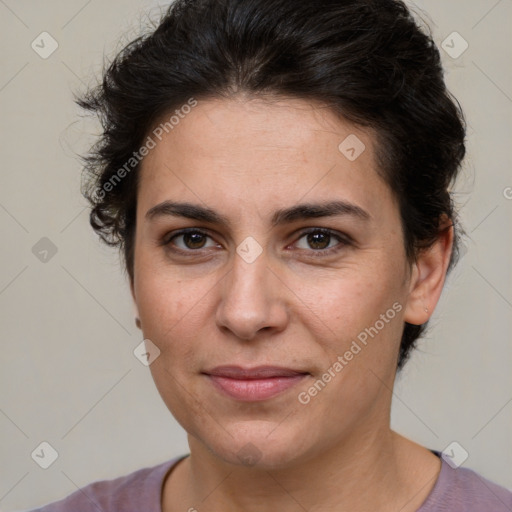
{"left": 403, "top": 219, "right": 454, "bottom": 326}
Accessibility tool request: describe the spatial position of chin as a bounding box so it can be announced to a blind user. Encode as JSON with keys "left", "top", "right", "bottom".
{"left": 196, "top": 420, "right": 316, "bottom": 470}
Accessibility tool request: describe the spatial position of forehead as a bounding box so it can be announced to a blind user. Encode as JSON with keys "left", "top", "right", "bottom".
{"left": 137, "top": 96, "right": 394, "bottom": 222}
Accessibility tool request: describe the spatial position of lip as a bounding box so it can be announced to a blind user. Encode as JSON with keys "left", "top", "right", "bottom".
{"left": 203, "top": 365, "right": 309, "bottom": 402}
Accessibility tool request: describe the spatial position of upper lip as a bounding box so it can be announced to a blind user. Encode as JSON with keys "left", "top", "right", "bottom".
{"left": 203, "top": 365, "right": 309, "bottom": 379}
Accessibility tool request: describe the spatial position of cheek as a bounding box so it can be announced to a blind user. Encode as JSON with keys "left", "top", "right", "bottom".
{"left": 135, "top": 270, "right": 195, "bottom": 358}
{"left": 136, "top": 271, "right": 209, "bottom": 429}
{"left": 293, "top": 259, "right": 404, "bottom": 337}
{"left": 134, "top": 258, "right": 226, "bottom": 379}
{"left": 293, "top": 264, "right": 407, "bottom": 400}
{"left": 148, "top": 358, "right": 212, "bottom": 441}
{"left": 135, "top": 249, "right": 205, "bottom": 328}
{"left": 294, "top": 275, "right": 404, "bottom": 429}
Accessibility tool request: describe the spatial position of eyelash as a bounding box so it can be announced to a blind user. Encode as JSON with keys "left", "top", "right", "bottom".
{"left": 161, "top": 227, "right": 351, "bottom": 258}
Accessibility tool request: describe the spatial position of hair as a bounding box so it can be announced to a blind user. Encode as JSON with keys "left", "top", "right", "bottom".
{"left": 77, "top": 0, "right": 466, "bottom": 370}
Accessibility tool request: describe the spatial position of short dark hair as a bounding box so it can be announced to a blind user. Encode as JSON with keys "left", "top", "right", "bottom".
{"left": 78, "top": 0, "right": 466, "bottom": 370}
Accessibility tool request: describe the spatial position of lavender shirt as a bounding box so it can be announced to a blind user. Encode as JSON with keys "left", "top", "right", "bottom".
{"left": 29, "top": 452, "right": 512, "bottom": 511}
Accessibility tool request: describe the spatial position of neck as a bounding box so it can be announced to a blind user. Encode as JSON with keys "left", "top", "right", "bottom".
{"left": 163, "top": 423, "right": 439, "bottom": 512}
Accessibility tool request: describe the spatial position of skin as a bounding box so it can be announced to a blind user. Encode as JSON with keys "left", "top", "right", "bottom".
{"left": 130, "top": 95, "right": 453, "bottom": 512}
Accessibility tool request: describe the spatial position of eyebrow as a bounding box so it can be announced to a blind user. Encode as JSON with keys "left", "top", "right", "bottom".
{"left": 145, "top": 200, "right": 370, "bottom": 228}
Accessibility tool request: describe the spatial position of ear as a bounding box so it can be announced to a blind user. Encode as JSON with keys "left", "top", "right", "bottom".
{"left": 403, "top": 217, "right": 454, "bottom": 325}
{"left": 130, "top": 279, "right": 141, "bottom": 330}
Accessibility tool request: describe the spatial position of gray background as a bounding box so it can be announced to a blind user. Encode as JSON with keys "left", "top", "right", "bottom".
{"left": 0, "top": 0, "right": 511, "bottom": 510}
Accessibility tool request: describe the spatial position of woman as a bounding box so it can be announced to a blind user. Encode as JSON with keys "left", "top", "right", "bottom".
{"left": 30, "top": 0, "right": 512, "bottom": 510}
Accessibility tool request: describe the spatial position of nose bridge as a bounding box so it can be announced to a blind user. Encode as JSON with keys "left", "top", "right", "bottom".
{"left": 215, "top": 245, "right": 287, "bottom": 339}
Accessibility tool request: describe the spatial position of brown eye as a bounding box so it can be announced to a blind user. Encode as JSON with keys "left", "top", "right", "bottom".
{"left": 182, "top": 232, "right": 207, "bottom": 249}
{"left": 294, "top": 228, "right": 347, "bottom": 253}
{"left": 164, "top": 229, "right": 217, "bottom": 251}
{"left": 306, "top": 231, "right": 331, "bottom": 250}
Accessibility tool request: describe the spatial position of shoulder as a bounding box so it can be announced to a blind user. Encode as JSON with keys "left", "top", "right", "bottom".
{"left": 419, "top": 453, "right": 512, "bottom": 511}
{"left": 27, "top": 456, "right": 186, "bottom": 512}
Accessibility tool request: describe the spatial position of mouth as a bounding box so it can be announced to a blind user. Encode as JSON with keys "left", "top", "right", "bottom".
{"left": 202, "top": 365, "right": 310, "bottom": 402}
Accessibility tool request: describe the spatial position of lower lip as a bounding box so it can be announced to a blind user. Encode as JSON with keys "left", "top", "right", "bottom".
{"left": 206, "top": 374, "right": 308, "bottom": 401}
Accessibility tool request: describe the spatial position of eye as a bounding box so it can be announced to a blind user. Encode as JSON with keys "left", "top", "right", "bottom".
{"left": 292, "top": 228, "right": 349, "bottom": 256}
{"left": 161, "top": 227, "right": 351, "bottom": 257}
{"left": 163, "top": 229, "right": 218, "bottom": 252}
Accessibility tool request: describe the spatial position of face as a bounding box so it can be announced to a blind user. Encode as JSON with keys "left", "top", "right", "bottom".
{"left": 131, "top": 96, "right": 416, "bottom": 469}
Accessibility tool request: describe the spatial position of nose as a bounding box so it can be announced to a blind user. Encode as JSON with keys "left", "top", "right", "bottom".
{"left": 215, "top": 248, "right": 289, "bottom": 341}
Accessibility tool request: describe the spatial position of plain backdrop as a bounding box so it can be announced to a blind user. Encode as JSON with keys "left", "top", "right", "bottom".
{"left": 0, "top": 0, "right": 511, "bottom": 510}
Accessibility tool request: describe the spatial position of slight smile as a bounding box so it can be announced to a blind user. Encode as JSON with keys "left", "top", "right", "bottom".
{"left": 203, "top": 366, "right": 310, "bottom": 402}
